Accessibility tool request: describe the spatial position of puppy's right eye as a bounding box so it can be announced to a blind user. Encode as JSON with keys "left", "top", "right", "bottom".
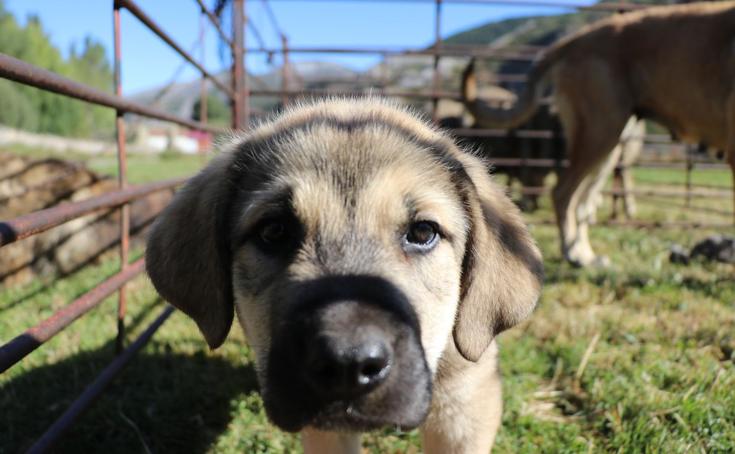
{"left": 251, "top": 215, "right": 303, "bottom": 255}
{"left": 259, "top": 220, "right": 286, "bottom": 244}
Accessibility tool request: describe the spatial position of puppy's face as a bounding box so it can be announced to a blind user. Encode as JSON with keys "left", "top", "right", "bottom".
{"left": 146, "top": 100, "right": 542, "bottom": 434}
{"left": 230, "top": 124, "right": 467, "bottom": 430}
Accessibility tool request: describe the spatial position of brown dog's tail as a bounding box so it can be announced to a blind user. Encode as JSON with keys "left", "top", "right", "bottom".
{"left": 461, "top": 48, "right": 560, "bottom": 129}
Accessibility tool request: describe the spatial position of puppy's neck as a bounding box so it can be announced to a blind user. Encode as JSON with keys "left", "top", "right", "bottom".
{"left": 302, "top": 428, "right": 361, "bottom": 454}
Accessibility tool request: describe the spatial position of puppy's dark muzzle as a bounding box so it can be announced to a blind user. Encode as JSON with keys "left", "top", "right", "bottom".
{"left": 263, "top": 275, "right": 431, "bottom": 432}
{"left": 304, "top": 318, "right": 393, "bottom": 399}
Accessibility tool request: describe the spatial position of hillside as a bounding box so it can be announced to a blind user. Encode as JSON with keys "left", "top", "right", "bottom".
{"left": 134, "top": 1, "right": 685, "bottom": 120}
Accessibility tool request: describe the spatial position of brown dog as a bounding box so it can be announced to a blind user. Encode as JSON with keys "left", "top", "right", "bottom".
{"left": 146, "top": 99, "right": 543, "bottom": 453}
{"left": 463, "top": 1, "right": 735, "bottom": 266}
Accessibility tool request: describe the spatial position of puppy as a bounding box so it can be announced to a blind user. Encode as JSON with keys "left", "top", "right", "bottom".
{"left": 146, "top": 99, "right": 543, "bottom": 453}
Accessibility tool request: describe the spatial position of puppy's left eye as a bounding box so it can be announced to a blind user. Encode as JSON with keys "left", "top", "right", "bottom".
{"left": 404, "top": 221, "right": 440, "bottom": 252}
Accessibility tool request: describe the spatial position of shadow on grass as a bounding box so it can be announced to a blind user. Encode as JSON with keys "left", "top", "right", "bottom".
{"left": 0, "top": 339, "right": 258, "bottom": 453}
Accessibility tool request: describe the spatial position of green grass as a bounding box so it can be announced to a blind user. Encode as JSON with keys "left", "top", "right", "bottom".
{"left": 1, "top": 153, "right": 733, "bottom": 453}
{"left": 86, "top": 152, "right": 208, "bottom": 184}
{"left": 633, "top": 167, "right": 732, "bottom": 189}
{"left": 1, "top": 145, "right": 207, "bottom": 184}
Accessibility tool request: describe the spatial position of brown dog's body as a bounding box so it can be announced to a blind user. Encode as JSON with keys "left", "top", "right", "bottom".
{"left": 146, "top": 99, "right": 543, "bottom": 452}
{"left": 463, "top": 1, "right": 735, "bottom": 266}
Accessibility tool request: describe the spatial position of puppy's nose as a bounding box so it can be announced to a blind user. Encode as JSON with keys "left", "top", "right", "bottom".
{"left": 305, "top": 329, "right": 392, "bottom": 399}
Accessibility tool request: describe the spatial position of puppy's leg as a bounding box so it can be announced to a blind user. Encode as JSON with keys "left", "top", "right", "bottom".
{"left": 421, "top": 343, "right": 503, "bottom": 454}
{"left": 301, "top": 429, "right": 361, "bottom": 454}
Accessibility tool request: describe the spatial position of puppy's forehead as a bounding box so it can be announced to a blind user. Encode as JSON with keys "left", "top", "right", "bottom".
{"left": 233, "top": 100, "right": 471, "bottom": 214}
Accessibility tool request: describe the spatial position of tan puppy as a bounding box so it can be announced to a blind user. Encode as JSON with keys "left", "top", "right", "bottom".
{"left": 463, "top": 1, "right": 735, "bottom": 266}
{"left": 146, "top": 99, "right": 543, "bottom": 453}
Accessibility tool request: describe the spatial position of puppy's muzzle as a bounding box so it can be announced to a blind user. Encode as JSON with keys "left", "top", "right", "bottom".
{"left": 304, "top": 308, "right": 393, "bottom": 399}
{"left": 264, "top": 275, "right": 431, "bottom": 432}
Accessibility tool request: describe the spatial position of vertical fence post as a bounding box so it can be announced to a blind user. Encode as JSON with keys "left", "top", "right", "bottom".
{"left": 281, "top": 34, "right": 289, "bottom": 108}
{"left": 199, "top": 11, "right": 208, "bottom": 158}
{"left": 113, "top": 0, "right": 129, "bottom": 355}
{"left": 200, "top": 13, "right": 208, "bottom": 127}
{"left": 232, "top": 0, "right": 246, "bottom": 129}
{"left": 685, "top": 144, "right": 694, "bottom": 208}
{"left": 242, "top": 0, "right": 250, "bottom": 128}
{"left": 431, "top": 0, "right": 442, "bottom": 122}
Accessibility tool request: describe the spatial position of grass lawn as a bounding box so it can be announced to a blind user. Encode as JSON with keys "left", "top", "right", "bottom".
{"left": 1, "top": 152, "right": 734, "bottom": 453}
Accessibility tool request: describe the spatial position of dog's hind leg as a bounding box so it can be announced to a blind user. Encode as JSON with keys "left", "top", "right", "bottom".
{"left": 727, "top": 92, "right": 735, "bottom": 225}
{"left": 578, "top": 134, "right": 624, "bottom": 227}
{"left": 620, "top": 119, "right": 645, "bottom": 219}
{"left": 552, "top": 72, "right": 631, "bottom": 266}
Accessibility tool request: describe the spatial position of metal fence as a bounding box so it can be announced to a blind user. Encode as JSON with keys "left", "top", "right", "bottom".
{"left": 244, "top": 0, "right": 731, "bottom": 228}
{"left": 0, "top": 0, "right": 732, "bottom": 451}
{"left": 0, "top": 0, "right": 246, "bottom": 450}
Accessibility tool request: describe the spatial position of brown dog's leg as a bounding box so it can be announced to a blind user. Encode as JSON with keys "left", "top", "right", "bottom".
{"left": 727, "top": 93, "right": 735, "bottom": 225}
{"left": 421, "top": 343, "right": 503, "bottom": 454}
{"left": 554, "top": 129, "right": 627, "bottom": 267}
{"left": 620, "top": 119, "right": 645, "bottom": 220}
{"left": 584, "top": 138, "right": 625, "bottom": 225}
{"left": 552, "top": 63, "right": 631, "bottom": 266}
{"left": 728, "top": 151, "right": 735, "bottom": 226}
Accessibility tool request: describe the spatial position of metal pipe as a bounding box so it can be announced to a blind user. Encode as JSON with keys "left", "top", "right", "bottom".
{"left": 0, "top": 53, "right": 224, "bottom": 133}
{"left": 232, "top": 0, "right": 247, "bottom": 129}
{"left": 248, "top": 87, "right": 550, "bottom": 104}
{"left": 0, "top": 177, "right": 185, "bottom": 248}
{"left": 242, "top": 0, "right": 250, "bottom": 128}
{"left": 0, "top": 259, "right": 146, "bottom": 373}
{"left": 511, "top": 185, "right": 732, "bottom": 199}
{"left": 281, "top": 35, "right": 290, "bottom": 108}
{"left": 244, "top": 45, "right": 540, "bottom": 60}
{"left": 113, "top": 1, "right": 130, "bottom": 354}
{"left": 200, "top": 12, "right": 209, "bottom": 130}
{"left": 531, "top": 218, "right": 734, "bottom": 229}
{"left": 194, "top": 0, "right": 234, "bottom": 48}
{"left": 431, "top": 0, "right": 442, "bottom": 122}
{"left": 116, "top": 0, "right": 235, "bottom": 98}
{"left": 249, "top": 87, "right": 465, "bottom": 100}
{"left": 25, "top": 305, "right": 175, "bottom": 454}
{"left": 261, "top": 0, "right": 644, "bottom": 10}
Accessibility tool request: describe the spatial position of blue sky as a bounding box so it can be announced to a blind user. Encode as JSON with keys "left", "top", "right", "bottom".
{"left": 4, "top": 0, "right": 595, "bottom": 94}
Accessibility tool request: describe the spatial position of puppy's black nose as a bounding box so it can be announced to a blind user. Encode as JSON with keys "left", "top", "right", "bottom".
{"left": 305, "top": 328, "right": 393, "bottom": 399}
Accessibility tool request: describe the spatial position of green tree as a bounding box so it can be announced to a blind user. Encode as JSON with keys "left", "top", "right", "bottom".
{"left": 0, "top": 1, "right": 114, "bottom": 137}
{"left": 192, "top": 93, "right": 231, "bottom": 127}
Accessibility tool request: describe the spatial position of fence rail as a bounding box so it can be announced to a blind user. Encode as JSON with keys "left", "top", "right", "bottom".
{"left": 0, "top": 259, "right": 146, "bottom": 373}
{"left": 0, "top": 0, "right": 246, "bottom": 451}
{"left": 0, "top": 54, "right": 223, "bottom": 134}
{"left": 0, "top": 178, "right": 185, "bottom": 247}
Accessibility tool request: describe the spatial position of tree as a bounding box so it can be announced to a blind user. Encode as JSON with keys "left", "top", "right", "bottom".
{"left": 0, "top": 3, "right": 114, "bottom": 138}
{"left": 192, "top": 93, "right": 231, "bottom": 127}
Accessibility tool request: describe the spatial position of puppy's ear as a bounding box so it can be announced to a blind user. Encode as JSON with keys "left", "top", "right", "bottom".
{"left": 146, "top": 154, "right": 237, "bottom": 349}
{"left": 453, "top": 158, "right": 543, "bottom": 361}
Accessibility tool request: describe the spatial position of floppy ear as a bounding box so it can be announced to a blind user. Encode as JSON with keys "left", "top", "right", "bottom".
{"left": 453, "top": 158, "right": 544, "bottom": 361}
{"left": 146, "top": 153, "right": 237, "bottom": 349}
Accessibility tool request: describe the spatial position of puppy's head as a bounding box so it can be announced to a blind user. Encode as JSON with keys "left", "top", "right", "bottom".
{"left": 146, "top": 99, "right": 542, "bottom": 432}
